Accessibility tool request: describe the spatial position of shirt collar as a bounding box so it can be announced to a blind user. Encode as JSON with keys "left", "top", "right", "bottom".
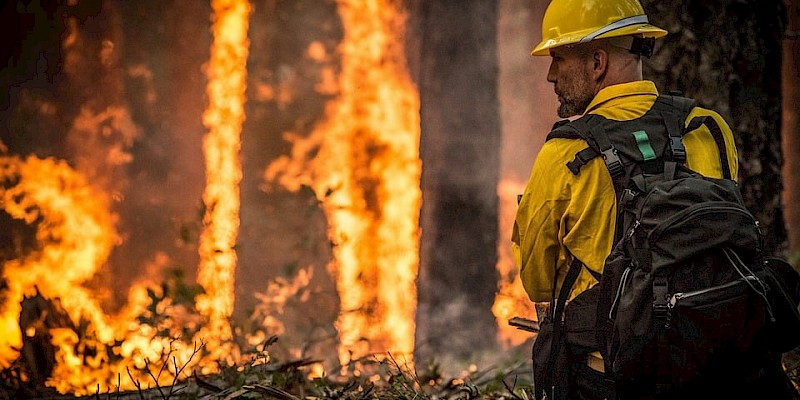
{"left": 584, "top": 80, "right": 659, "bottom": 114}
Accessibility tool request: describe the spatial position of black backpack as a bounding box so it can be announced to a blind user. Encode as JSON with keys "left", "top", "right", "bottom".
{"left": 546, "top": 94, "right": 800, "bottom": 398}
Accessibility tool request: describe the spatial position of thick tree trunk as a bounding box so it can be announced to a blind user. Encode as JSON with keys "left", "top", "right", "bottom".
{"left": 643, "top": 0, "right": 788, "bottom": 254}
{"left": 110, "top": 0, "right": 210, "bottom": 308}
{"left": 783, "top": 0, "right": 800, "bottom": 263}
{"left": 412, "top": 0, "right": 501, "bottom": 366}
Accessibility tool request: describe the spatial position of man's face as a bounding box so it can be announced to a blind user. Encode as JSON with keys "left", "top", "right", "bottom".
{"left": 547, "top": 46, "right": 595, "bottom": 118}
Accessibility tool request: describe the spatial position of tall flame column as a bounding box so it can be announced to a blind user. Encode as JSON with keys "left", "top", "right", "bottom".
{"left": 196, "top": 0, "right": 251, "bottom": 357}
{"left": 264, "top": 0, "right": 421, "bottom": 364}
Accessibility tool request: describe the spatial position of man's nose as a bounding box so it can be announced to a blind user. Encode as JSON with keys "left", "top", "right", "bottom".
{"left": 546, "top": 61, "right": 557, "bottom": 83}
{"left": 546, "top": 65, "right": 556, "bottom": 84}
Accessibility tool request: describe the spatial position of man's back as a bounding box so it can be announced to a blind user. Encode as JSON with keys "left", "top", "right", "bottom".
{"left": 513, "top": 80, "right": 738, "bottom": 304}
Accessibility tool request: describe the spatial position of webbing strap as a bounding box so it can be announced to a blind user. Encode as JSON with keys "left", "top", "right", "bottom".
{"left": 656, "top": 324, "right": 672, "bottom": 395}
{"left": 567, "top": 147, "right": 600, "bottom": 175}
{"left": 653, "top": 273, "right": 671, "bottom": 394}
{"left": 632, "top": 130, "right": 656, "bottom": 161}
{"left": 545, "top": 258, "right": 585, "bottom": 398}
{"left": 652, "top": 95, "right": 691, "bottom": 164}
{"left": 550, "top": 258, "right": 585, "bottom": 319}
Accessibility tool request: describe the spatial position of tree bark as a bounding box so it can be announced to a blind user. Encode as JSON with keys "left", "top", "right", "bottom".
{"left": 412, "top": 0, "right": 501, "bottom": 366}
{"left": 643, "top": 0, "right": 788, "bottom": 254}
{"left": 782, "top": 0, "right": 800, "bottom": 263}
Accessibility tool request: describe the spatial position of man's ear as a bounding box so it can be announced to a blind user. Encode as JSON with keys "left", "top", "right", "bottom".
{"left": 591, "top": 48, "right": 609, "bottom": 81}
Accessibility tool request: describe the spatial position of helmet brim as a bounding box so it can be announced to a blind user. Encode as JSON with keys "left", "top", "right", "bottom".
{"left": 530, "top": 24, "right": 668, "bottom": 56}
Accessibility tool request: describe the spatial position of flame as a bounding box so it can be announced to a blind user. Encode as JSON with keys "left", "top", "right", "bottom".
{"left": 0, "top": 154, "right": 118, "bottom": 366}
{"left": 0, "top": 0, "right": 254, "bottom": 393}
{"left": 195, "top": 0, "right": 251, "bottom": 362}
{"left": 247, "top": 267, "right": 313, "bottom": 348}
{"left": 493, "top": 178, "right": 538, "bottom": 348}
{"left": 0, "top": 0, "right": 425, "bottom": 392}
{"left": 0, "top": 154, "right": 207, "bottom": 394}
{"left": 265, "top": 0, "right": 421, "bottom": 363}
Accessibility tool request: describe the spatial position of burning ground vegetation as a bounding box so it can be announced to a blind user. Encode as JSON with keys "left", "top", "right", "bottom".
{"left": 0, "top": 151, "right": 533, "bottom": 399}
{"left": 0, "top": 273, "right": 534, "bottom": 400}
{"left": 2, "top": 279, "right": 799, "bottom": 400}
{"left": 0, "top": 259, "right": 798, "bottom": 400}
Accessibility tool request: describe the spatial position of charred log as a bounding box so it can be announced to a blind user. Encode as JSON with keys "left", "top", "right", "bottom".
{"left": 19, "top": 288, "right": 75, "bottom": 388}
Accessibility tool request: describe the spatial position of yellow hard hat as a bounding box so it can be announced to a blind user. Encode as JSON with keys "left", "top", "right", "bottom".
{"left": 531, "top": 0, "right": 668, "bottom": 56}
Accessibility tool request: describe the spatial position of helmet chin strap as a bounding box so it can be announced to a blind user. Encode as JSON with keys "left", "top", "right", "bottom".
{"left": 608, "top": 36, "right": 656, "bottom": 58}
{"left": 630, "top": 37, "right": 656, "bottom": 58}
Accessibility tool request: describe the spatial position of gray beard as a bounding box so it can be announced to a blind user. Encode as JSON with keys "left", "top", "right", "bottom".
{"left": 557, "top": 96, "right": 592, "bottom": 118}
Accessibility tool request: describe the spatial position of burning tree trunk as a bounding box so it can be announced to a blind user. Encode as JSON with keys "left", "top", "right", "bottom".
{"left": 643, "top": 0, "right": 788, "bottom": 254}
{"left": 783, "top": 0, "right": 800, "bottom": 262}
{"left": 411, "top": 0, "right": 501, "bottom": 365}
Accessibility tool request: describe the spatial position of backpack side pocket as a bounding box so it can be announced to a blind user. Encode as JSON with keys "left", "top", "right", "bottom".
{"left": 759, "top": 257, "right": 800, "bottom": 352}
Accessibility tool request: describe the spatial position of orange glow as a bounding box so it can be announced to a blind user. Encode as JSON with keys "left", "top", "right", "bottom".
{"left": 195, "top": 0, "right": 251, "bottom": 362}
{"left": 493, "top": 179, "right": 538, "bottom": 348}
{"left": 265, "top": 0, "right": 421, "bottom": 363}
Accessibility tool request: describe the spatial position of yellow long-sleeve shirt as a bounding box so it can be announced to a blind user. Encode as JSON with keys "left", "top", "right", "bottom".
{"left": 513, "top": 80, "right": 738, "bottom": 303}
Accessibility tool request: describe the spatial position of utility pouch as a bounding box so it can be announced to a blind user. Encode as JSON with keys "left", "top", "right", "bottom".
{"left": 564, "top": 286, "right": 599, "bottom": 353}
{"left": 533, "top": 315, "right": 570, "bottom": 400}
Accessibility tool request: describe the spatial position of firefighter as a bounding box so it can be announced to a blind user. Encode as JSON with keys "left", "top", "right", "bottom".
{"left": 512, "top": 0, "right": 741, "bottom": 398}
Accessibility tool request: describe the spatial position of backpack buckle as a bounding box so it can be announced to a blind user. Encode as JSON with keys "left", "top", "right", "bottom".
{"left": 670, "top": 136, "right": 687, "bottom": 164}
{"left": 652, "top": 276, "right": 669, "bottom": 319}
{"left": 602, "top": 148, "right": 624, "bottom": 178}
{"left": 621, "top": 188, "right": 638, "bottom": 206}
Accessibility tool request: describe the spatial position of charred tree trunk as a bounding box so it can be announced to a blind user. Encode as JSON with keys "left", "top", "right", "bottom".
{"left": 643, "top": 0, "right": 788, "bottom": 254}
{"left": 411, "top": 0, "right": 501, "bottom": 365}
{"left": 783, "top": 0, "right": 800, "bottom": 263}
{"left": 19, "top": 290, "right": 75, "bottom": 389}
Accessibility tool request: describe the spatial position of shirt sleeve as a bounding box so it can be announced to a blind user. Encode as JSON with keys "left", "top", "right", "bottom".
{"left": 683, "top": 107, "right": 739, "bottom": 180}
{"left": 513, "top": 138, "right": 617, "bottom": 302}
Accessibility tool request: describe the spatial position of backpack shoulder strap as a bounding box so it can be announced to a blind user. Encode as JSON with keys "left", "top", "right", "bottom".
{"left": 650, "top": 94, "right": 696, "bottom": 165}
{"left": 546, "top": 114, "right": 624, "bottom": 178}
{"left": 546, "top": 119, "right": 577, "bottom": 139}
{"left": 685, "top": 114, "right": 733, "bottom": 179}
{"left": 651, "top": 94, "right": 732, "bottom": 179}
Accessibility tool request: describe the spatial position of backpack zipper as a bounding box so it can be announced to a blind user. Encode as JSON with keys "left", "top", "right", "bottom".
{"left": 668, "top": 276, "right": 756, "bottom": 305}
{"left": 627, "top": 220, "right": 640, "bottom": 240}
{"left": 665, "top": 276, "right": 758, "bottom": 328}
{"left": 649, "top": 203, "right": 756, "bottom": 243}
{"left": 608, "top": 266, "right": 632, "bottom": 319}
